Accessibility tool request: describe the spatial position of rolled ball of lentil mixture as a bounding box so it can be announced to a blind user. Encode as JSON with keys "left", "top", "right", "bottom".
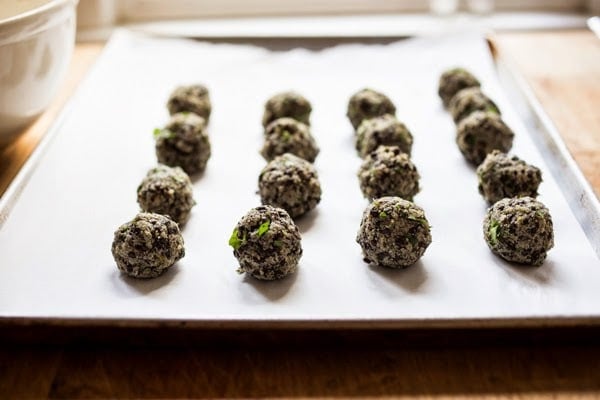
{"left": 438, "top": 67, "right": 481, "bottom": 108}
{"left": 456, "top": 110, "right": 514, "bottom": 166}
{"left": 355, "top": 114, "right": 413, "bottom": 158}
{"left": 261, "top": 117, "right": 319, "bottom": 163}
{"left": 347, "top": 88, "right": 396, "bottom": 130}
{"left": 258, "top": 153, "right": 322, "bottom": 219}
{"left": 228, "top": 205, "right": 302, "bottom": 280}
{"left": 483, "top": 197, "right": 554, "bottom": 266}
{"left": 167, "top": 84, "right": 211, "bottom": 122}
{"left": 356, "top": 197, "right": 432, "bottom": 268}
{"left": 262, "top": 91, "right": 312, "bottom": 128}
{"left": 155, "top": 112, "right": 211, "bottom": 175}
{"left": 358, "top": 145, "right": 420, "bottom": 201}
{"left": 137, "top": 164, "right": 195, "bottom": 225}
{"left": 476, "top": 150, "right": 542, "bottom": 204}
{"left": 111, "top": 212, "right": 185, "bottom": 279}
{"left": 449, "top": 87, "right": 500, "bottom": 124}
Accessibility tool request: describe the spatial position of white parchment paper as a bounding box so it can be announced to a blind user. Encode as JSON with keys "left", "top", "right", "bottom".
{"left": 0, "top": 30, "right": 598, "bottom": 324}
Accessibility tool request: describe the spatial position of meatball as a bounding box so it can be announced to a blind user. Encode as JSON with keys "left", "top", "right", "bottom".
{"left": 155, "top": 112, "right": 211, "bottom": 175}
{"left": 456, "top": 111, "right": 514, "bottom": 166}
{"left": 356, "top": 197, "right": 432, "bottom": 268}
{"left": 355, "top": 114, "right": 413, "bottom": 158}
{"left": 477, "top": 150, "right": 542, "bottom": 204}
{"left": 258, "top": 153, "right": 322, "bottom": 219}
{"left": 167, "top": 84, "right": 211, "bottom": 122}
{"left": 438, "top": 67, "right": 481, "bottom": 108}
{"left": 111, "top": 212, "right": 185, "bottom": 279}
{"left": 261, "top": 117, "right": 319, "bottom": 163}
{"left": 262, "top": 91, "right": 312, "bottom": 127}
{"left": 137, "top": 164, "right": 195, "bottom": 225}
{"left": 483, "top": 197, "right": 554, "bottom": 266}
{"left": 229, "top": 205, "right": 302, "bottom": 280}
{"left": 347, "top": 88, "right": 396, "bottom": 130}
{"left": 449, "top": 87, "right": 500, "bottom": 123}
{"left": 358, "top": 146, "right": 420, "bottom": 201}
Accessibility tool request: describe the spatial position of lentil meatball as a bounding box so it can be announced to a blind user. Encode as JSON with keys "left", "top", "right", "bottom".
{"left": 137, "top": 164, "right": 195, "bottom": 225}
{"left": 358, "top": 146, "right": 420, "bottom": 201}
{"left": 477, "top": 150, "right": 542, "bottom": 204}
{"left": 347, "top": 88, "right": 396, "bottom": 130}
{"left": 456, "top": 110, "right": 514, "bottom": 166}
{"left": 483, "top": 197, "right": 554, "bottom": 266}
{"left": 261, "top": 117, "right": 319, "bottom": 162}
{"left": 355, "top": 114, "right": 413, "bottom": 158}
{"left": 229, "top": 205, "right": 302, "bottom": 280}
{"left": 111, "top": 212, "right": 185, "bottom": 279}
{"left": 262, "top": 91, "right": 312, "bottom": 127}
{"left": 438, "top": 67, "right": 481, "bottom": 108}
{"left": 356, "top": 197, "right": 432, "bottom": 268}
{"left": 155, "top": 112, "right": 211, "bottom": 175}
{"left": 449, "top": 87, "right": 500, "bottom": 123}
{"left": 258, "top": 153, "right": 322, "bottom": 219}
{"left": 167, "top": 84, "right": 211, "bottom": 122}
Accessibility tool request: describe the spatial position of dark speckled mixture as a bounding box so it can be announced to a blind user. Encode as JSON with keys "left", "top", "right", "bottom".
{"left": 347, "top": 88, "right": 396, "bottom": 130}
{"left": 262, "top": 91, "right": 312, "bottom": 127}
{"left": 355, "top": 114, "right": 413, "bottom": 158}
{"left": 456, "top": 110, "right": 514, "bottom": 166}
{"left": 483, "top": 197, "right": 554, "bottom": 266}
{"left": 449, "top": 87, "right": 500, "bottom": 124}
{"left": 438, "top": 67, "right": 481, "bottom": 108}
{"left": 167, "top": 84, "right": 211, "bottom": 122}
{"left": 261, "top": 117, "right": 319, "bottom": 163}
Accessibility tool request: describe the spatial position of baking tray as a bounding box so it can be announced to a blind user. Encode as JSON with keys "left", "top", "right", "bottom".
{"left": 1, "top": 30, "right": 599, "bottom": 329}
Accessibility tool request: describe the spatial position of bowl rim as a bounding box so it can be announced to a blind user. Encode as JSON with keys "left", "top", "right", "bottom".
{"left": 0, "top": 0, "right": 78, "bottom": 26}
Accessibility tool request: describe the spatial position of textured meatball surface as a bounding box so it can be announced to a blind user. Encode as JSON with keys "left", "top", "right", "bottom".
{"left": 347, "top": 88, "right": 396, "bottom": 130}
{"left": 483, "top": 197, "right": 554, "bottom": 266}
{"left": 355, "top": 114, "right": 413, "bottom": 158}
{"left": 456, "top": 111, "right": 514, "bottom": 165}
{"left": 167, "top": 84, "right": 211, "bottom": 122}
{"left": 262, "top": 91, "right": 312, "bottom": 127}
{"left": 449, "top": 87, "right": 500, "bottom": 123}
{"left": 438, "top": 67, "right": 481, "bottom": 108}
{"left": 155, "top": 112, "right": 211, "bottom": 175}
{"left": 137, "top": 164, "right": 195, "bottom": 225}
{"left": 358, "top": 146, "right": 420, "bottom": 201}
{"left": 356, "top": 197, "right": 432, "bottom": 268}
{"left": 229, "top": 205, "right": 302, "bottom": 280}
{"left": 258, "top": 153, "right": 322, "bottom": 219}
{"left": 477, "top": 150, "right": 542, "bottom": 204}
{"left": 261, "top": 117, "right": 319, "bottom": 162}
{"left": 111, "top": 213, "right": 185, "bottom": 279}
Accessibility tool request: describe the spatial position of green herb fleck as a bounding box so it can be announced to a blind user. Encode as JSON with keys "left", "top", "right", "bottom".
{"left": 486, "top": 104, "right": 499, "bottom": 114}
{"left": 379, "top": 211, "right": 387, "bottom": 219}
{"left": 489, "top": 219, "right": 500, "bottom": 246}
{"left": 257, "top": 220, "right": 270, "bottom": 237}
{"left": 153, "top": 128, "right": 162, "bottom": 139}
{"left": 408, "top": 214, "right": 429, "bottom": 228}
{"left": 228, "top": 228, "right": 246, "bottom": 250}
{"left": 153, "top": 128, "right": 175, "bottom": 140}
{"left": 274, "top": 240, "right": 283, "bottom": 248}
{"left": 281, "top": 130, "right": 292, "bottom": 142}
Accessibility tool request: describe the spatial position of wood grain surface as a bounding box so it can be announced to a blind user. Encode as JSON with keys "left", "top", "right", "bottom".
{"left": 1, "top": 30, "right": 600, "bottom": 399}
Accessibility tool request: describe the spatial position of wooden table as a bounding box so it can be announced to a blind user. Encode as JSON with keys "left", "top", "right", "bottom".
{"left": 1, "top": 30, "right": 600, "bottom": 399}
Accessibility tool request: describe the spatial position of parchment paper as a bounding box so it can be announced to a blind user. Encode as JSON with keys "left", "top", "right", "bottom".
{"left": 1, "top": 30, "right": 598, "bottom": 323}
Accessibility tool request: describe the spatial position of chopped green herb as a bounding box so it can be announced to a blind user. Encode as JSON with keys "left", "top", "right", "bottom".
{"left": 273, "top": 240, "right": 283, "bottom": 248}
{"left": 379, "top": 211, "right": 387, "bottom": 219}
{"left": 228, "top": 228, "right": 246, "bottom": 250}
{"left": 153, "top": 128, "right": 175, "bottom": 140}
{"left": 486, "top": 104, "right": 499, "bottom": 114}
{"left": 408, "top": 214, "right": 429, "bottom": 227}
{"left": 257, "top": 220, "right": 270, "bottom": 237}
{"left": 281, "top": 130, "right": 292, "bottom": 142}
{"left": 489, "top": 219, "right": 500, "bottom": 246}
{"left": 153, "top": 128, "right": 162, "bottom": 139}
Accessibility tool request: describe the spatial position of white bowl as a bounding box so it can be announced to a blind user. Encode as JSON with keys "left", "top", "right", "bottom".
{"left": 0, "top": 0, "right": 77, "bottom": 144}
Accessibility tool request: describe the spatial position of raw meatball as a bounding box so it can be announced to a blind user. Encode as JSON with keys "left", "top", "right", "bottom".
{"left": 229, "top": 205, "right": 302, "bottom": 280}
{"left": 355, "top": 114, "right": 413, "bottom": 158}
{"left": 258, "top": 153, "right": 321, "bottom": 219}
{"left": 137, "top": 164, "right": 195, "bottom": 225}
{"left": 456, "top": 111, "right": 514, "bottom": 166}
{"left": 347, "top": 88, "right": 396, "bottom": 130}
{"left": 477, "top": 150, "right": 542, "bottom": 204}
{"left": 262, "top": 91, "right": 312, "bottom": 127}
{"left": 167, "top": 84, "right": 211, "bottom": 122}
{"left": 449, "top": 87, "right": 500, "bottom": 123}
{"left": 261, "top": 117, "right": 319, "bottom": 162}
{"left": 155, "top": 112, "right": 211, "bottom": 175}
{"left": 438, "top": 67, "right": 481, "bottom": 108}
{"left": 356, "top": 197, "right": 432, "bottom": 268}
{"left": 483, "top": 197, "right": 554, "bottom": 266}
{"left": 358, "top": 146, "right": 420, "bottom": 201}
{"left": 111, "top": 212, "right": 185, "bottom": 279}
